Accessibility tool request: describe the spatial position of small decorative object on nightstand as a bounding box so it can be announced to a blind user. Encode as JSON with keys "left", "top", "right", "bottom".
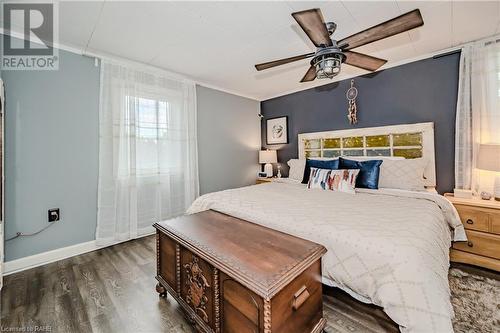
{"left": 256, "top": 177, "right": 274, "bottom": 185}
{"left": 259, "top": 149, "right": 277, "bottom": 178}
{"left": 445, "top": 193, "right": 500, "bottom": 272}
{"left": 453, "top": 188, "right": 472, "bottom": 199}
{"left": 477, "top": 144, "right": 500, "bottom": 201}
{"left": 481, "top": 191, "right": 492, "bottom": 200}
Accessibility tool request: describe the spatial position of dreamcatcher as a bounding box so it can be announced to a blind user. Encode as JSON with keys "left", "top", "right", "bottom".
{"left": 346, "top": 79, "right": 358, "bottom": 125}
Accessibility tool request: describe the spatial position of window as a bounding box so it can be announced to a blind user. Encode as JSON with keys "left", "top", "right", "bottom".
{"left": 97, "top": 60, "right": 198, "bottom": 244}
{"left": 303, "top": 132, "right": 423, "bottom": 159}
{"left": 125, "top": 94, "right": 185, "bottom": 176}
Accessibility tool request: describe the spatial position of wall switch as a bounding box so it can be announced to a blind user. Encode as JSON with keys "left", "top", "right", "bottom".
{"left": 48, "top": 208, "right": 60, "bottom": 222}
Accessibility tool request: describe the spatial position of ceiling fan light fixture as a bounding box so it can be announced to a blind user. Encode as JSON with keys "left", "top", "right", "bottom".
{"left": 313, "top": 53, "right": 344, "bottom": 79}
{"left": 254, "top": 8, "right": 423, "bottom": 83}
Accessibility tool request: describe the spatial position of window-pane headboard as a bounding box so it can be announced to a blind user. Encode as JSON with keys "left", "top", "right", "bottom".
{"left": 298, "top": 122, "right": 436, "bottom": 187}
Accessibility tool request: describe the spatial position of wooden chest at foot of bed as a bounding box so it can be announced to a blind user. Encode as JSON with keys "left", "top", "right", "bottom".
{"left": 154, "top": 210, "right": 327, "bottom": 333}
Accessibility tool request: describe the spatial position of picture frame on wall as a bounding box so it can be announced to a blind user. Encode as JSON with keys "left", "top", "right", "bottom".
{"left": 266, "top": 116, "right": 288, "bottom": 145}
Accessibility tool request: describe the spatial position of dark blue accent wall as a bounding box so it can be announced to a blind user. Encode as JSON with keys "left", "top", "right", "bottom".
{"left": 261, "top": 53, "right": 460, "bottom": 194}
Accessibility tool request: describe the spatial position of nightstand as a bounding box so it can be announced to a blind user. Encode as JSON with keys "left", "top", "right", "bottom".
{"left": 445, "top": 193, "right": 500, "bottom": 271}
{"left": 256, "top": 177, "right": 274, "bottom": 184}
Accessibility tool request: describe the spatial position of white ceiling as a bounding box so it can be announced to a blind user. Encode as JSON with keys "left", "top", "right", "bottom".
{"left": 7, "top": 1, "right": 500, "bottom": 100}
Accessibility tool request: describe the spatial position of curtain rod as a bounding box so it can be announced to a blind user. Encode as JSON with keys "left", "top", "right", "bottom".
{"left": 484, "top": 38, "right": 500, "bottom": 46}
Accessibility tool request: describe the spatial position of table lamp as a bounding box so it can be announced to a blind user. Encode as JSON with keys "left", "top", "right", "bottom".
{"left": 259, "top": 150, "right": 277, "bottom": 178}
{"left": 477, "top": 144, "right": 500, "bottom": 201}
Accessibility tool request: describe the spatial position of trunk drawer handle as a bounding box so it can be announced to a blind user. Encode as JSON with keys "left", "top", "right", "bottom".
{"left": 292, "top": 285, "right": 310, "bottom": 311}
{"left": 467, "top": 241, "right": 474, "bottom": 247}
{"left": 466, "top": 219, "right": 474, "bottom": 225}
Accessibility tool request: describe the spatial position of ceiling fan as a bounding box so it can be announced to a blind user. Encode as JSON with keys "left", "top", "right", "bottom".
{"left": 255, "top": 8, "right": 424, "bottom": 82}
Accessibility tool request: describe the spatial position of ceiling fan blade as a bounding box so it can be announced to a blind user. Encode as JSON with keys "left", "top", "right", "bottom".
{"left": 255, "top": 52, "right": 315, "bottom": 71}
{"left": 292, "top": 8, "right": 333, "bottom": 47}
{"left": 343, "top": 51, "right": 387, "bottom": 71}
{"left": 339, "top": 9, "right": 423, "bottom": 50}
{"left": 300, "top": 65, "right": 317, "bottom": 82}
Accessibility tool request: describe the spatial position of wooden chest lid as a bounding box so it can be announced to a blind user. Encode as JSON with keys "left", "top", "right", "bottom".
{"left": 154, "top": 210, "right": 326, "bottom": 299}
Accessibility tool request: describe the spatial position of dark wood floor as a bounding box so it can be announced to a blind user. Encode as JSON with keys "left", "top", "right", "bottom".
{"left": 1, "top": 236, "right": 194, "bottom": 332}
{"left": 1, "top": 236, "right": 400, "bottom": 333}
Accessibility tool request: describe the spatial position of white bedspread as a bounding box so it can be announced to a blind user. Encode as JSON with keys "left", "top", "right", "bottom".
{"left": 187, "top": 181, "right": 466, "bottom": 333}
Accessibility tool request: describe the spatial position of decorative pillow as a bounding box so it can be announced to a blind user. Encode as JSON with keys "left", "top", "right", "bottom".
{"left": 338, "top": 157, "right": 383, "bottom": 189}
{"left": 287, "top": 159, "right": 306, "bottom": 182}
{"left": 308, "top": 168, "right": 360, "bottom": 194}
{"left": 378, "top": 158, "right": 427, "bottom": 191}
{"left": 302, "top": 158, "right": 339, "bottom": 184}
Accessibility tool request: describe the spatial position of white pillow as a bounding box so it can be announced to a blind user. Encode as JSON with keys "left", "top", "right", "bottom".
{"left": 287, "top": 159, "right": 306, "bottom": 181}
{"left": 308, "top": 168, "right": 360, "bottom": 194}
{"left": 378, "top": 158, "right": 427, "bottom": 191}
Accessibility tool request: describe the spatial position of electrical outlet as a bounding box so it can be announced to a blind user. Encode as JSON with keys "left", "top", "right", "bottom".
{"left": 48, "top": 208, "right": 60, "bottom": 222}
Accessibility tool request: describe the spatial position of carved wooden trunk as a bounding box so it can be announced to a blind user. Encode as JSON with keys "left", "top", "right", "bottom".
{"left": 154, "top": 210, "right": 327, "bottom": 333}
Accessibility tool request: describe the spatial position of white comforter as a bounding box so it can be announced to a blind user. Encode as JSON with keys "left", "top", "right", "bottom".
{"left": 187, "top": 181, "right": 466, "bottom": 333}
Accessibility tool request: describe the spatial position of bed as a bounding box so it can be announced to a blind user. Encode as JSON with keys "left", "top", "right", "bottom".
{"left": 187, "top": 123, "right": 466, "bottom": 333}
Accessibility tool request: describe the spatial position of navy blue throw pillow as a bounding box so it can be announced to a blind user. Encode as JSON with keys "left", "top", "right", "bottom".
{"left": 338, "top": 157, "right": 383, "bottom": 189}
{"left": 302, "top": 158, "right": 339, "bottom": 184}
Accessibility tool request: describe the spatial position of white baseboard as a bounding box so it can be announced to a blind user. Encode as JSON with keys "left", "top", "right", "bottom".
{"left": 3, "top": 232, "right": 155, "bottom": 276}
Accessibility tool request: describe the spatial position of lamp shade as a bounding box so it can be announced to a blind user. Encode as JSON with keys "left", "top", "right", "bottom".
{"left": 477, "top": 144, "right": 500, "bottom": 172}
{"left": 259, "top": 150, "right": 277, "bottom": 164}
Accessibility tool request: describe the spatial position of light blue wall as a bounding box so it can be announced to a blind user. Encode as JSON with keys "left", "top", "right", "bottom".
{"left": 1, "top": 46, "right": 261, "bottom": 261}
{"left": 3, "top": 48, "right": 100, "bottom": 261}
{"left": 196, "top": 86, "right": 260, "bottom": 195}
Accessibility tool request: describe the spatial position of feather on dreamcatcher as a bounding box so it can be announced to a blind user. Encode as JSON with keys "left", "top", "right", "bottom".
{"left": 346, "top": 79, "right": 358, "bottom": 125}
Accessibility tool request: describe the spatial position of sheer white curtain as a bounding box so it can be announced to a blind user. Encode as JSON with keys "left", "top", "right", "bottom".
{"left": 455, "top": 45, "right": 473, "bottom": 190}
{"left": 455, "top": 38, "right": 500, "bottom": 193}
{"left": 97, "top": 60, "right": 199, "bottom": 245}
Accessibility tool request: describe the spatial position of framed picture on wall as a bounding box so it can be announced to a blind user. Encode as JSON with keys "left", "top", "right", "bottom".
{"left": 266, "top": 116, "right": 288, "bottom": 145}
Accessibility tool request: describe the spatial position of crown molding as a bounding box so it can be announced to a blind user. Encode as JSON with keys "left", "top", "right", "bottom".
{"left": 3, "top": 27, "right": 500, "bottom": 102}
{"left": 0, "top": 28, "right": 260, "bottom": 101}
{"left": 261, "top": 31, "right": 500, "bottom": 101}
